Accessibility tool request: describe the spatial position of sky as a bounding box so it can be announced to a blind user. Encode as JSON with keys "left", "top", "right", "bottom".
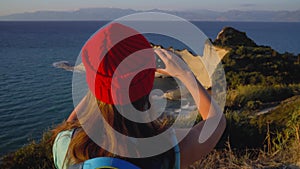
{"left": 0, "top": 0, "right": 300, "bottom": 16}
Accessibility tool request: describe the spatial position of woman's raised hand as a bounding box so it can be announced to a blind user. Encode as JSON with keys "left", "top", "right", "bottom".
{"left": 154, "top": 49, "right": 192, "bottom": 78}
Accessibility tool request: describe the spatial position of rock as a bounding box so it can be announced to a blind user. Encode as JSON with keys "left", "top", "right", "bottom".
{"left": 73, "top": 63, "right": 85, "bottom": 72}
{"left": 52, "top": 61, "right": 74, "bottom": 71}
{"left": 163, "top": 86, "right": 189, "bottom": 100}
{"left": 53, "top": 61, "right": 85, "bottom": 72}
{"left": 214, "top": 27, "right": 257, "bottom": 47}
{"left": 152, "top": 41, "right": 228, "bottom": 89}
{"left": 155, "top": 72, "right": 170, "bottom": 78}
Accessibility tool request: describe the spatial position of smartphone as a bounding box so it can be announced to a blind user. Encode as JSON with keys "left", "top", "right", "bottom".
{"left": 155, "top": 52, "right": 166, "bottom": 69}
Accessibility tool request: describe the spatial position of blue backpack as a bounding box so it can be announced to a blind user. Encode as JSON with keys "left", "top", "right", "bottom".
{"left": 68, "top": 157, "right": 141, "bottom": 169}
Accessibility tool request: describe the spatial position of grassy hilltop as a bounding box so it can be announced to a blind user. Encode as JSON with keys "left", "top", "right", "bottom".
{"left": 198, "top": 27, "right": 300, "bottom": 168}
{"left": 1, "top": 27, "right": 299, "bottom": 169}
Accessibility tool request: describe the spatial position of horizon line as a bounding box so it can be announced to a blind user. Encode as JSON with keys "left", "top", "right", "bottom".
{"left": 1, "top": 7, "right": 300, "bottom": 17}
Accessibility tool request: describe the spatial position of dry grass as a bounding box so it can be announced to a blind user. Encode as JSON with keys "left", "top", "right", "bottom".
{"left": 189, "top": 140, "right": 300, "bottom": 169}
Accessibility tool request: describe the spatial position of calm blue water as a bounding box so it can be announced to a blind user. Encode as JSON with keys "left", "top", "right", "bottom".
{"left": 0, "top": 21, "right": 299, "bottom": 156}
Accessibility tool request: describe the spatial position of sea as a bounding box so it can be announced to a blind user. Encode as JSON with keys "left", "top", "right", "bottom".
{"left": 0, "top": 21, "right": 300, "bottom": 156}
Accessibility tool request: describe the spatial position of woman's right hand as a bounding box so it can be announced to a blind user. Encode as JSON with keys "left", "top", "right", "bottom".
{"left": 154, "top": 49, "right": 192, "bottom": 79}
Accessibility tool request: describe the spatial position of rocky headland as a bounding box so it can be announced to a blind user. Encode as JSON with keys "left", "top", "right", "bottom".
{"left": 2, "top": 26, "right": 299, "bottom": 169}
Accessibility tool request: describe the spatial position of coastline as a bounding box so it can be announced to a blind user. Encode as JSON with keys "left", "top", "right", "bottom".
{"left": 1, "top": 23, "right": 300, "bottom": 168}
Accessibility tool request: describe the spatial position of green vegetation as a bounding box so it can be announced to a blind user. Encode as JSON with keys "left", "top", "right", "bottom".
{"left": 1, "top": 27, "right": 299, "bottom": 168}
{"left": 209, "top": 27, "right": 300, "bottom": 168}
{"left": 215, "top": 27, "right": 300, "bottom": 89}
{"left": 207, "top": 96, "right": 300, "bottom": 169}
{"left": 2, "top": 98, "right": 299, "bottom": 169}
{"left": 226, "top": 84, "right": 300, "bottom": 110}
{"left": 254, "top": 95, "right": 300, "bottom": 132}
{"left": 0, "top": 132, "right": 55, "bottom": 169}
{"left": 222, "top": 46, "right": 299, "bottom": 88}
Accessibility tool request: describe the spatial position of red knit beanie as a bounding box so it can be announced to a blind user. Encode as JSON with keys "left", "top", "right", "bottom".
{"left": 81, "top": 23, "right": 155, "bottom": 105}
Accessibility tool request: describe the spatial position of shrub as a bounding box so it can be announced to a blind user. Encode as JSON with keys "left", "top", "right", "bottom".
{"left": 0, "top": 131, "right": 55, "bottom": 169}
{"left": 226, "top": 84, "right": 298, "bottom": 109}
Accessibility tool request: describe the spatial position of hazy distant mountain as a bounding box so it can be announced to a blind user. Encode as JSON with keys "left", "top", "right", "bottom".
{"left": 0, "top": 8, "right": 299, "bottom": 22}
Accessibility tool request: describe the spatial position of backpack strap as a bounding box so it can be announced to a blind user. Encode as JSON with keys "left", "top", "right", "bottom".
{"left": 68, "top": 157, "right": 141, "bottom": 169}
{"left": 170, "top": 129, "right": 180, "bottom": 169}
